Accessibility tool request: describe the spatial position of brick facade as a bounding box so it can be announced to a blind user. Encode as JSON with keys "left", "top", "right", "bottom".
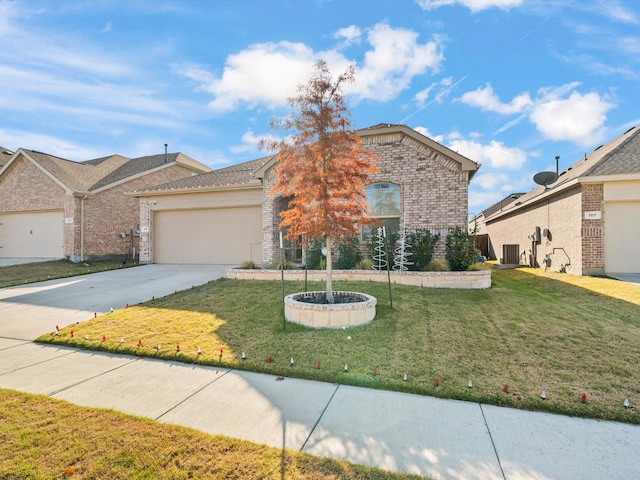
{"left": 0, "top": 152, "right": 196, "bottom": 261}
{"left": 71, "top": 165, "right": 194, "bottom": 261}
{"left": 580, "top": 183, "right": 605, "bottom": 275}
{"left": 261, "top": 129, "right": 473, "bottom": 266}
{"left": 485, "top": 185, "right": 594, "bottom": 275}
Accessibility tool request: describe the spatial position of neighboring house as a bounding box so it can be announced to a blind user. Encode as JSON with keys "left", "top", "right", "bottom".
{"left": 484, "top": 125, "right": 640, "bottom": 275}
{"left": 0, "top": 149, "right": 211, "bottom": 261}
{"left": 468, "top": 193, "right": 524, "bottom": 259}
{"left": 134, "top": 123, "right": 480, "bottom": 266}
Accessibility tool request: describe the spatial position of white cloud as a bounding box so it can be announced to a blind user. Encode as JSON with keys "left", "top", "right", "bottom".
{"left": 447, "top": 138, "right": 527, "bottom": 169}
{"left": 414, "top": 125, "right": 444, "bottom": 143}
{"left": 530, "top": 91, "right": 613, "bottom": 146}
{"left": 229, "top": 129, "right": 281, "bottom": 154}
{"left": 469, "top": 190, "right": 505, "bottom": 210}
{"left": 594, "top": 0, "right": 640, "bottom": 25}
{"left": 334, "top": 25, "right": 362, "bottom": 46}
{"left": 355, "top": 23, "right": 444, "bottom": 101}
{"left": 416, "top": 0, "right": 523, "bottom": 13}
{"left": 458, "top": 84, "right": 532, "bottom": 114}
{"left": 199, "top": 22, "right": 444, "bottom": 111}
{"left": 458, "top": 82, "right": 614, "bottom": 146}
{"left": 0, "top": 128, "right": 108, "bottom": 161}
{"left": 205, "top": 41, "right": 317, "bottom": 112}
{"left": 472, "top": 172, "right": 511, "bottom": 190}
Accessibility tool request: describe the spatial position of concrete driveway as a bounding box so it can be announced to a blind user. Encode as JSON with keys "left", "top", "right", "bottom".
{"left": 0, "top": 264, "right": 231, "bottom": 341}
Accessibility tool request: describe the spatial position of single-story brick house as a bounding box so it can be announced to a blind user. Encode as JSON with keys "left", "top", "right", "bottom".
{"left": 133, "top": 124, "right": 480, "bottom": 266}
{"left": 482, "top": 125, "right": 640, "bottom": 276}
{"left": 0, "top": 148, "right": 211, "bottom": 261}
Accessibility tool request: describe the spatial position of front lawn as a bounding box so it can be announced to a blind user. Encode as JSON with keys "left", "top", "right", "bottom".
{"left": 0, "top": 258, "right": 139, "bottom": 288}
{"left": 38, "top": 268, "right": 640, "bottom": 424}
{"left": 0, "top": 389, "right": 421, "bottom": 480}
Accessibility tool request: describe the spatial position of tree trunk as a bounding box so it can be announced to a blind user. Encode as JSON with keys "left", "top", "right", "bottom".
{"left": 324, "top": 235, "right": 334, "bottom": 303}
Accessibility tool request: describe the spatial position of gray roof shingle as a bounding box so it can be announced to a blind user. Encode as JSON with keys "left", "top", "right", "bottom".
{"left": 135, "top": 156, "right": 272, "bottom": 193}
{"left": 9, "top": 149, "right": 209, "bottom": 193}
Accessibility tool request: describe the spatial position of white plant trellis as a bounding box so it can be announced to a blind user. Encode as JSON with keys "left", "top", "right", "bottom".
{"left": 372, "top": 227, "right": 388, "bottom": 271}
{"left": 393, "top": 226, "right": 414, "bottom": 271}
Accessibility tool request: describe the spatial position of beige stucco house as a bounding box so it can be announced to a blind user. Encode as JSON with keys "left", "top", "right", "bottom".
{"left": 133, "top": 124, "right": 480, "bottom": 266}
{"left": 0, "top": 149, "right": 211, "bottom": 261}
{"left": 483, "top": 125, "right": 640, "bottom": 276}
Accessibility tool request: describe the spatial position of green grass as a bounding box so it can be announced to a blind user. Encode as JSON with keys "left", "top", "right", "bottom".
{"left": 0, "top": 259, "right": 139, "bottom": 288}
{"left": 0, "top": 388, "right": 422, "bottom": 480}
{"left": 37, "top": 268, "right": 640, "bottom": 424}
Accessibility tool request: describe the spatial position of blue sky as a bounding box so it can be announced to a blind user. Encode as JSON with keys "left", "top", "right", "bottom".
{"left": 2, "top": 0, "right": 639, "bottom": 214}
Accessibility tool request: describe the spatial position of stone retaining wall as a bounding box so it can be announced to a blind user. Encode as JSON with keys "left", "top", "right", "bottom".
{"left": 227, "top": 268, "right": 492, "bottom": 289}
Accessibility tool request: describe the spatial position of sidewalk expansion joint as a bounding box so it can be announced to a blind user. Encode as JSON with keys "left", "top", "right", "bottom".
{"left": 299, "top": 383, "right": 341, "bottom": 452}
{"left": 155, "top": 368, "right": 232, "bottom": 421}
{"left": 48, "top": 356, "right": 141, "bottom": 396}
{"left": 0, "top": 349, "right": 77, "bottom": 376}
{"left": 480, "top": 403, "right": 507, "bottom": 480}
{"left": 0, "top": 337, "right": 34, "bottom": 350}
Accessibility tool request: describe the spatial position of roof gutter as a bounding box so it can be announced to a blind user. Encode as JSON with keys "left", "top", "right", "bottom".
{"left": 127, "top": 180, "right": 262, "bottom": 198}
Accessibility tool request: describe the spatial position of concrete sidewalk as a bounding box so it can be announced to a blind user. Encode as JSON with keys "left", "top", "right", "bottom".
{"left": 1, "top": 264, "right": 639, "bottom": 479}
{"left": 1, "top": 339, "right": 638, "bottom": 479}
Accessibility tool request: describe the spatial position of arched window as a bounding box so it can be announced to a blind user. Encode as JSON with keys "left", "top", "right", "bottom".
{"left": 364, "top": 183, "right": 401, "bottom": 238}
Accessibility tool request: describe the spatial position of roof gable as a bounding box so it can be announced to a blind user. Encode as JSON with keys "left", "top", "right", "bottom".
{"left": 486, "top": 125, "right": 640, "bottom": 222}
{"left": 357, "top": 123, "right": 481, "bottom": 179}
{"left": 0, "top": 148, "right": 212, "bottom": 194}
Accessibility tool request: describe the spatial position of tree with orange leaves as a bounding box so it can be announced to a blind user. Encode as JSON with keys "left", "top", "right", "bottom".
{"left": 261, "top": 60, "right": 378, "bottom": 303}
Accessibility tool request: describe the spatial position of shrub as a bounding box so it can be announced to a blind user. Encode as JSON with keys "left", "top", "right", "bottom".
{"left": 336, "top": 235, "right": 362, "bottom": 269}
{"left": 445, "top": 226, "right": 478, "bottom": 271}
{"left": 239, "top": 260, "right": 259, "bottom": 269}
{"left": 354, "top": 258, "right": 374, "bottom": 270}
{"left": 427, "top": 259, "right": 450, "bottom": 271}
{"left": 406, "top": 228, "right": 440, "bottom": 271}
{"left": 304, "top": 237, "right": 324, "bottom": 270}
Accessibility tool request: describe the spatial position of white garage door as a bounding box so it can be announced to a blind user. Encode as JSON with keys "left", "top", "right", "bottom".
{"left": 605, "top": 202, "right": 640, "bottom": 274}
{"left": 153, "top": 207, "right": 262, "bottom": 264}
{"left": 0, "top": 211, "right": 64, "bottom": 258}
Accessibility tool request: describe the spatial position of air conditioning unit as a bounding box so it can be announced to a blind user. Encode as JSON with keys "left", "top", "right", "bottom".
{"left": 502, "top": 244, "right": 520, "bottom": 264}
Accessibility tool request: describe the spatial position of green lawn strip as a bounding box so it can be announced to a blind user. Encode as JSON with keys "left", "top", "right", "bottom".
{"left": 37, "top": 270, "right": 640, "bottom": 424}
{"left": 0, "top": 389, "right": 422, "bottom": 480}
{"left": 0, "top": 259, "right": 139, "bottom": 288}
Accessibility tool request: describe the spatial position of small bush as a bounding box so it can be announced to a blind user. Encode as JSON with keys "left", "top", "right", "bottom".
{"left": 304, "top": 237, "right": 324, "bottom": 270}
{"left": 445, "top": 226, "right": 478, "bottom": 271}
{"left": 354, "top": 258, "right": 374, "bottom": 270}
{"left": 427, "top": 259, "right": 450, "bottom": 271}
{"left": 239, "top": 260, "right": 260, "bottom": 269}
{"left": 406, "top": 228, "right": 440, "bottom": 271}
{"left": 336, "top": 235, "right": 362, "bottom": 269}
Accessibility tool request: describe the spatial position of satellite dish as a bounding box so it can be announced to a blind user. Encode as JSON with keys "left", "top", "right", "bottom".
{"left": 533, "top": 171, "right": 558, "bottom": 189}
{"left": 321, "top": 246, "right": 327, "bottom": 256}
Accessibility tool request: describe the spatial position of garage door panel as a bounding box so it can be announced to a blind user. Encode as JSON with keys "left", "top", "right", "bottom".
{"left": 154, "top": 207, "right": 262, "bottom": 264}
{"left": 605, "top": 202, "right": 640, "bottom": 274}
{"left": 0, "top": 211, "right": 64, "bottom": 258}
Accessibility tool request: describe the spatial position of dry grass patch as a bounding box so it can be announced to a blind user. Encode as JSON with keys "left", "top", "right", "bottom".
{"left": 0, "top": 389, "right": 421, "bottom": 479}
{"left": 38, "top": 269, "right": 640, "bottom": 424}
